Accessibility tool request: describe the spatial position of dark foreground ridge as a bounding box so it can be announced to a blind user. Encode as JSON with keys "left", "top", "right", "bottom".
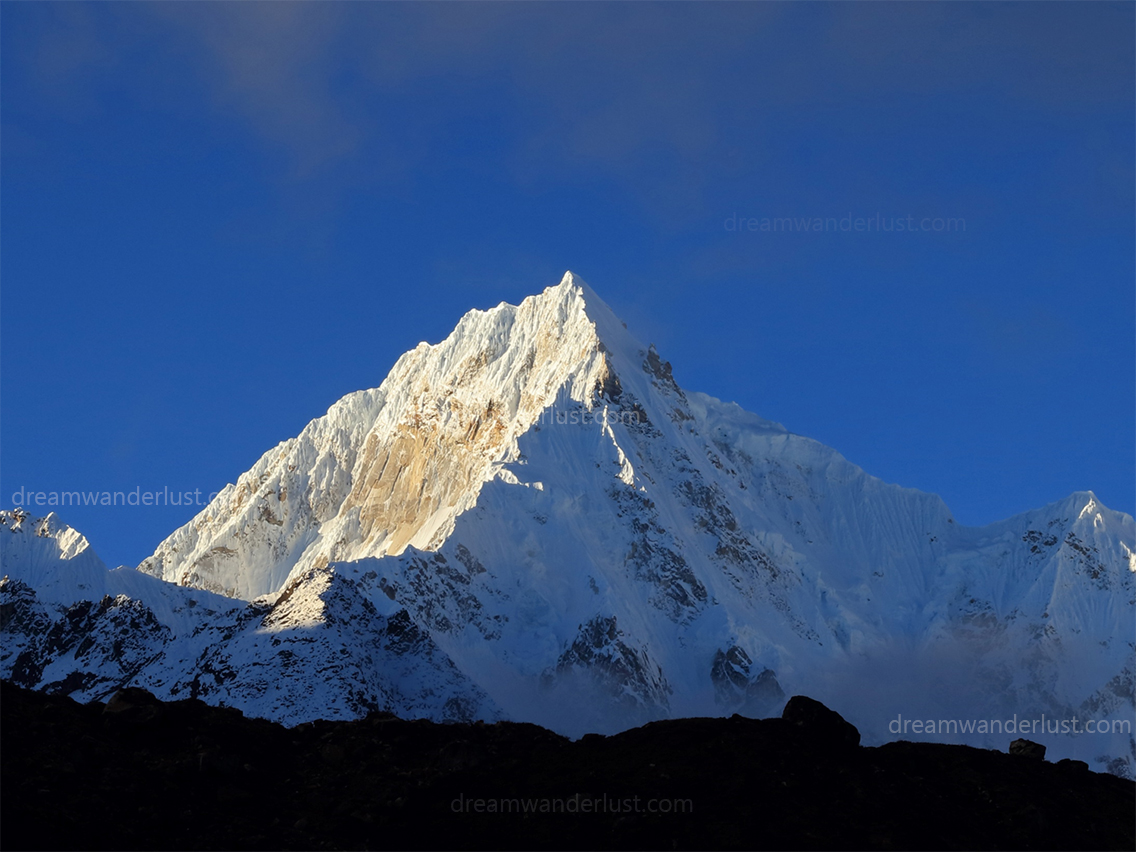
{"left": 2, "top": 682, "right": 1132, "bottom": 851}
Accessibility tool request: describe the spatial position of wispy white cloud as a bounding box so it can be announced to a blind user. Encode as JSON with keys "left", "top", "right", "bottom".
{"left": 150, "top": 3, "right": 360, "bottom": 177}
{"left": 14, "top": 3, "right": 1132, "bottom": 222}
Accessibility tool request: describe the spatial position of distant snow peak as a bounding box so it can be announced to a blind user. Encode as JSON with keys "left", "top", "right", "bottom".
{"left": 1, "top": 508, "right": 105, "bottom": 571}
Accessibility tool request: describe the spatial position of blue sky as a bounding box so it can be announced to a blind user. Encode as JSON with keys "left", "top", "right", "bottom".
{"left": 3, "top": 3, "right": 1133, "bottom": 569}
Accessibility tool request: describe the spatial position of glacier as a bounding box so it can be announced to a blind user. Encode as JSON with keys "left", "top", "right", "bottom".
{"left": 3, "top": 272, "right": 1133, "bottom": 775}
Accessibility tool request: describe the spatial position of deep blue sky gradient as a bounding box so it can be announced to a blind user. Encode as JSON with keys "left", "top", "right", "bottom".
{"left": 3, "top": 3, "right": 1133, "bottom": 568}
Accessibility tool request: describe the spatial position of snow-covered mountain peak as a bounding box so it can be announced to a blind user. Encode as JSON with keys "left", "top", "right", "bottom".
{"left": 993, "top": 490, "right": 1134, "bottom": 542}
{"left": 549, "top": 269, "right": 625, "bottom": 330}
{"left": 4, "top": 273, "right": 1135, "bottom": 775}
{"left": 137, "top": 273, "right": 668, "bottom": 600}
{"left": 1, "top": 509, "right": 105, "bottom": 570}
{"left": 550, "top": 270, "right": 654, "bottom": 369}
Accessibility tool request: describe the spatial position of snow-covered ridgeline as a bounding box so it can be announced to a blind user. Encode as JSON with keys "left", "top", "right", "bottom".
{"left": 2, "top": 272, "right": 1133, "bottom": 775}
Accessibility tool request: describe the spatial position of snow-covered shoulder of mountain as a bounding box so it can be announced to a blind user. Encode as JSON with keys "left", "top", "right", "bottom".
{"left": 0, "top": 508, "right": 239, "bottom": 627}
{"left": 0, "top": 509, "right": 499, "bottom": 725}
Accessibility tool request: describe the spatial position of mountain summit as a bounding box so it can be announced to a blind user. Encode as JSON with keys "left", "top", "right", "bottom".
{"left": 135, "top": 272, "right": 646, "bottom": 599}
{"left": 3, "top": 272, "right": 1134, "bottom": 775}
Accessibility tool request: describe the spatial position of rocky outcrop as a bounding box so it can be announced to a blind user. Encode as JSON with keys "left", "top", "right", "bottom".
{"left": 782, "top": 694, "right": 861, "bottom": 749}
{"left": 1010, "top": 738, "right": 1047, "bottom": 760}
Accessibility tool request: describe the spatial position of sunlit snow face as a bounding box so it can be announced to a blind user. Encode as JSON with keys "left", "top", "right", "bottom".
{"left": 4, "top": 276, "right": 1133, "bottom": 778}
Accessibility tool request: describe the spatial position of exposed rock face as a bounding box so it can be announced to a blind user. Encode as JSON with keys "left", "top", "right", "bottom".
{"left": 711, "top": 645, "right": 785, "bottom": 717}
{"left": 545, "top": 615, "right": 672, "bottom": 720}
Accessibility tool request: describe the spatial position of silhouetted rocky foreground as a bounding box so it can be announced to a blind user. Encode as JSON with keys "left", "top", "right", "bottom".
{"left": 2, "top": 682, "right": 1132, "bottom": 851}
